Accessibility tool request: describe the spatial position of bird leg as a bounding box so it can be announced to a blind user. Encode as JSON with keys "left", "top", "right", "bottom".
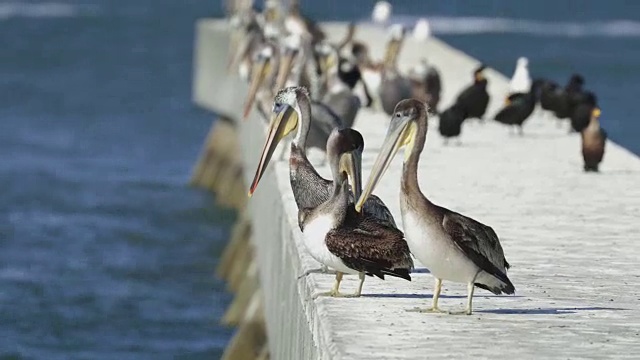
{"left": 315, "top": 272, "right": 347, "bottom": 298}
{"left": 455, "top": 138, "right": 462, "bottom": 146}
{"left": 353, "top": 272, "right": 366, "bottom": 297}
{"left": 518, "top": 125, "right": 524, "bottom": 136}
{"left": 408, "top": 278, "right": 445, "bottom": 313}
{"left": 443, "top": 138, "right": 449, "bottom": 146}
{"left": 447, "top": 273, "right": 478, "bottom": 315}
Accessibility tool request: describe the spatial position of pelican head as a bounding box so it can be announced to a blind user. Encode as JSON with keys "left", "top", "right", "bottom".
{"left": 326, "top": 128, "right": 365, "bottom": 201}
{"left": 356, "top": 99, "right": 426, "bottom": 212}
{"left": 372, "top": 1, "right": 392, "bottom": 24}
{"left": 248, "top": 86, "right": 307, "bottom": 196}
{"left": 243, "top": 45, "right": 276, "bottom": 119}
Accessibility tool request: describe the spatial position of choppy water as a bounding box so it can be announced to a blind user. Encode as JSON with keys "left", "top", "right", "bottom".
{"left": 1, "top": 0, "right": 638, "bottom": 359}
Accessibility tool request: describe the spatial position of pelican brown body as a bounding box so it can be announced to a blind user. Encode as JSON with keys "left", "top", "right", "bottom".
{"left": 581, "top": 108, "right": 606, "bottom": 172}
{"left": 356, "top": 99, "right": 514, "bottom": 315}
{"left": 298, "top": 128, "right": 413, "bottom": 297}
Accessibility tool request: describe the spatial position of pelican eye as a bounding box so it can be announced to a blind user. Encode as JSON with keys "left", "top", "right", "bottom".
{"left": 273, "top": 102, "right": 285, "bottom": 113}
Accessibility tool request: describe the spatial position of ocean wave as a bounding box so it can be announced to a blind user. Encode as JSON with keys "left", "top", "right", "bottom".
{"left": 392, "top": 15, "right": 640, "bottom": 38}
{"left": 0, "top": 2, "right": 97, "bottom": 20}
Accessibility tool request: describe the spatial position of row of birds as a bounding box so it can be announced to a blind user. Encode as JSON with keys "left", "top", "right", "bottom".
{"left": 228, "top": 2, "right": 516, "bottom": 315}
{"left": 230, "top": 0, "right": 606, "bottom": 172}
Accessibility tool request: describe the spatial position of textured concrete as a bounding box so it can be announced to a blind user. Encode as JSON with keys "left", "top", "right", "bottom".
{"left": 194, "top": 19, "right": 640, "bottom": 360}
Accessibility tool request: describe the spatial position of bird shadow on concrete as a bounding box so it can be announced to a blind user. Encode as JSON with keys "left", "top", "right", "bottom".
{"left": 476, "top": 306, "right": 628, "bottom": 315}
{"left": 362, "top": 293, "right": 525, "bottom": 300}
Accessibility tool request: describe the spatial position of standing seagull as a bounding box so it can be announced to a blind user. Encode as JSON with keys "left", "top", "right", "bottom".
{"left": 356, "top": 99, "right": 515, "bottom": 315}
{"left": 298, "top": 128, "right": 413, "bottom": 297}
{"left": 581, "top": 107, "right": 606, "bottom": 172}
{"left": 508, "top": 57, "right": 531, "bottom": 95}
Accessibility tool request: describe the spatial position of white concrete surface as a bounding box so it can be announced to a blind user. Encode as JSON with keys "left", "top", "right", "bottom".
{"left": 194, "top": 20, "right": 640, "bottom": 360}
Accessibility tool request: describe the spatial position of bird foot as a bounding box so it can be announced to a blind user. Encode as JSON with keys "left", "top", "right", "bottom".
{"left": 447, "top": 309, "right": 473, "bottom": 316}
{"left": 406, "top": 306, "right": 446, "bottom": 314}
{"left": 313, "top": 290, "right": 354, "bottom": 299}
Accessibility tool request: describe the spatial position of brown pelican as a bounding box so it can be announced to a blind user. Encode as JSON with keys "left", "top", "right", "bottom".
{"left": 356, "top": 99, "right": 515, "bottom": 315}
{"left": 379, "top": 25, "right": 413, "bottom": 115}
{"left": 227, "top": 8, "right": 265, "bottom": 81}
{"left": 315, "top": 42, "right": 362, "bottom": 128}
{"left": 248, "top": 86, "right": 395, "bottom": 227}
{"left": 581, "top": 107, "right": 606, "bottom": 172}
{"left": 298, "top": 128, "right": 413, "bottom": 297}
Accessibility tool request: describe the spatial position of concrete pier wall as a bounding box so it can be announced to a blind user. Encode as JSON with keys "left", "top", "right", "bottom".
{"left": 193, "top": 19, "right": 640, "bottom": 360}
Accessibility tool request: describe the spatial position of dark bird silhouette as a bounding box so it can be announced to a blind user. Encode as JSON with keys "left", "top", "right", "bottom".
{"left": 455, "top": 65, "right": 490, "bottom": 121}
{"left": 438, "top": 103, "right": 467, "bottom": 145}
{"left": 494, "top": 80, "right": 541, "bottom": 135}
{"left": 570, "top": 91, "right": 598, "bottom": 133}
{"left": 581, "top": 108, "right": 606, "bottom": 172}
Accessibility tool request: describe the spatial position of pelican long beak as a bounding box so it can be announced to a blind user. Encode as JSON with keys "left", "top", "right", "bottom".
{"left": 243, "top": 57, "right": 270, "bottom": 120}
{"left": 355, "top": 116, "right": 413, "bottom": 212}
{"left": 248, "top": 105, "right": 298, "bottom": 196}
{"left": 340, "top": 149, "right": 363, "bottom": 202}
{"left": 383, "top": 39, "right": 399, "bottom": 68}
{"left": 274, "top": 48, "right": 296, "bottom": 92}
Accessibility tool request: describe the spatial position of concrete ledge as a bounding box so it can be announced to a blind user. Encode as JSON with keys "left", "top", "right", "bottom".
{"left": 195, "top": 19, "right": 640, "bottom": 359}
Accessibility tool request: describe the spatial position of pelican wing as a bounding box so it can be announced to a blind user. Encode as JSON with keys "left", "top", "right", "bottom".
{"left": 442, "top": 210, "right": 512, "bottom": 286}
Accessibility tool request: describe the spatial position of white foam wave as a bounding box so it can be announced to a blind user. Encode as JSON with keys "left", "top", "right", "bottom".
{"left": 392, "top": 15, "right": 640, "bottom": 38}
{"left": 0, "top": 2, "right": 97, "bottom": 20}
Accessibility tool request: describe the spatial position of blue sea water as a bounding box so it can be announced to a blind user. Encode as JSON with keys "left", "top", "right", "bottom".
{"left": 1, "top": 1, "right": 638, "bottom": 359}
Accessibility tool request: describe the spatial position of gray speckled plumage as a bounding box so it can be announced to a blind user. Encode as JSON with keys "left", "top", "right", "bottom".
{"left": 290, "top": 144, "right": 396, "bottom": 229}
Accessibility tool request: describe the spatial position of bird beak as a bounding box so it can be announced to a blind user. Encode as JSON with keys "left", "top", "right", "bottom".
{"left": 274, "top": 48, "right": 296, "bottom": 92}
{"left": 383, "top": 39, "right": 400, "bottom": 68}
{"left": 355, "top": 116, "right": 413, "bottom": 212}
{"left": 592, "top": 107, "right": 601, "bottom": 118}
{"left": 248, "top": 104, "right": 298, "bottom": 196}
{"left": 475, "top": 71, "right": 485, "bottom": 82}
{"left": 340, "top": 149, "right": 363, "bottom": 202}
{"left": 243, "top": 57, "right": 270, "bottom": 120}
{"left": 504, "top": 96, "right": 511, "bottom": 106}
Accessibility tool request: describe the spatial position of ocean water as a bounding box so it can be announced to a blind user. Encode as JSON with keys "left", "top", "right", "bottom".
{"left": 1, "top": 0, "right": 638, "bottom": 359}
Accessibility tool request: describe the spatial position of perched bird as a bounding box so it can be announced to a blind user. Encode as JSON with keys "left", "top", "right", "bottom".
{"left": 508, "top": 57, "right": 531, "bottom": 95}
{"left": 243, "top": 43, "right": 280, "bottom": 120}
{"left": 438, "top": 103, "right": 467, "bottom": 144}
{"left": 581, "top": 107, "right": 606, "bottom": 172}
{"left": 570, "top": 91, "right": 598, "bottom": 133}
{"left": 552, "top": 74, "right": 586, "bottom": 119}
{"left": 298, "top": 128, "right": 413, "bottom": 297}
{"left": 455, "top": 65, "right": 490, "bottom": 121}
{"left": 314, "top": 43, "right": 362, "bottom": 127}
{"left": 409, "top": 58, "right": 441, "bottom": 114}
{"left": 494, "top": 80, "right": 541, "bottom": 135}
{"left": 248, "top": 86, "right": 396, "bottom": 227}
{"left": 538, "top": 79, "right": 561, "bottom": 121}
{"left": 356, "top": 99, "right": 515, "bottom": 315}
{"left": 379, "top": 25, "right": 413, "bottom": 115}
